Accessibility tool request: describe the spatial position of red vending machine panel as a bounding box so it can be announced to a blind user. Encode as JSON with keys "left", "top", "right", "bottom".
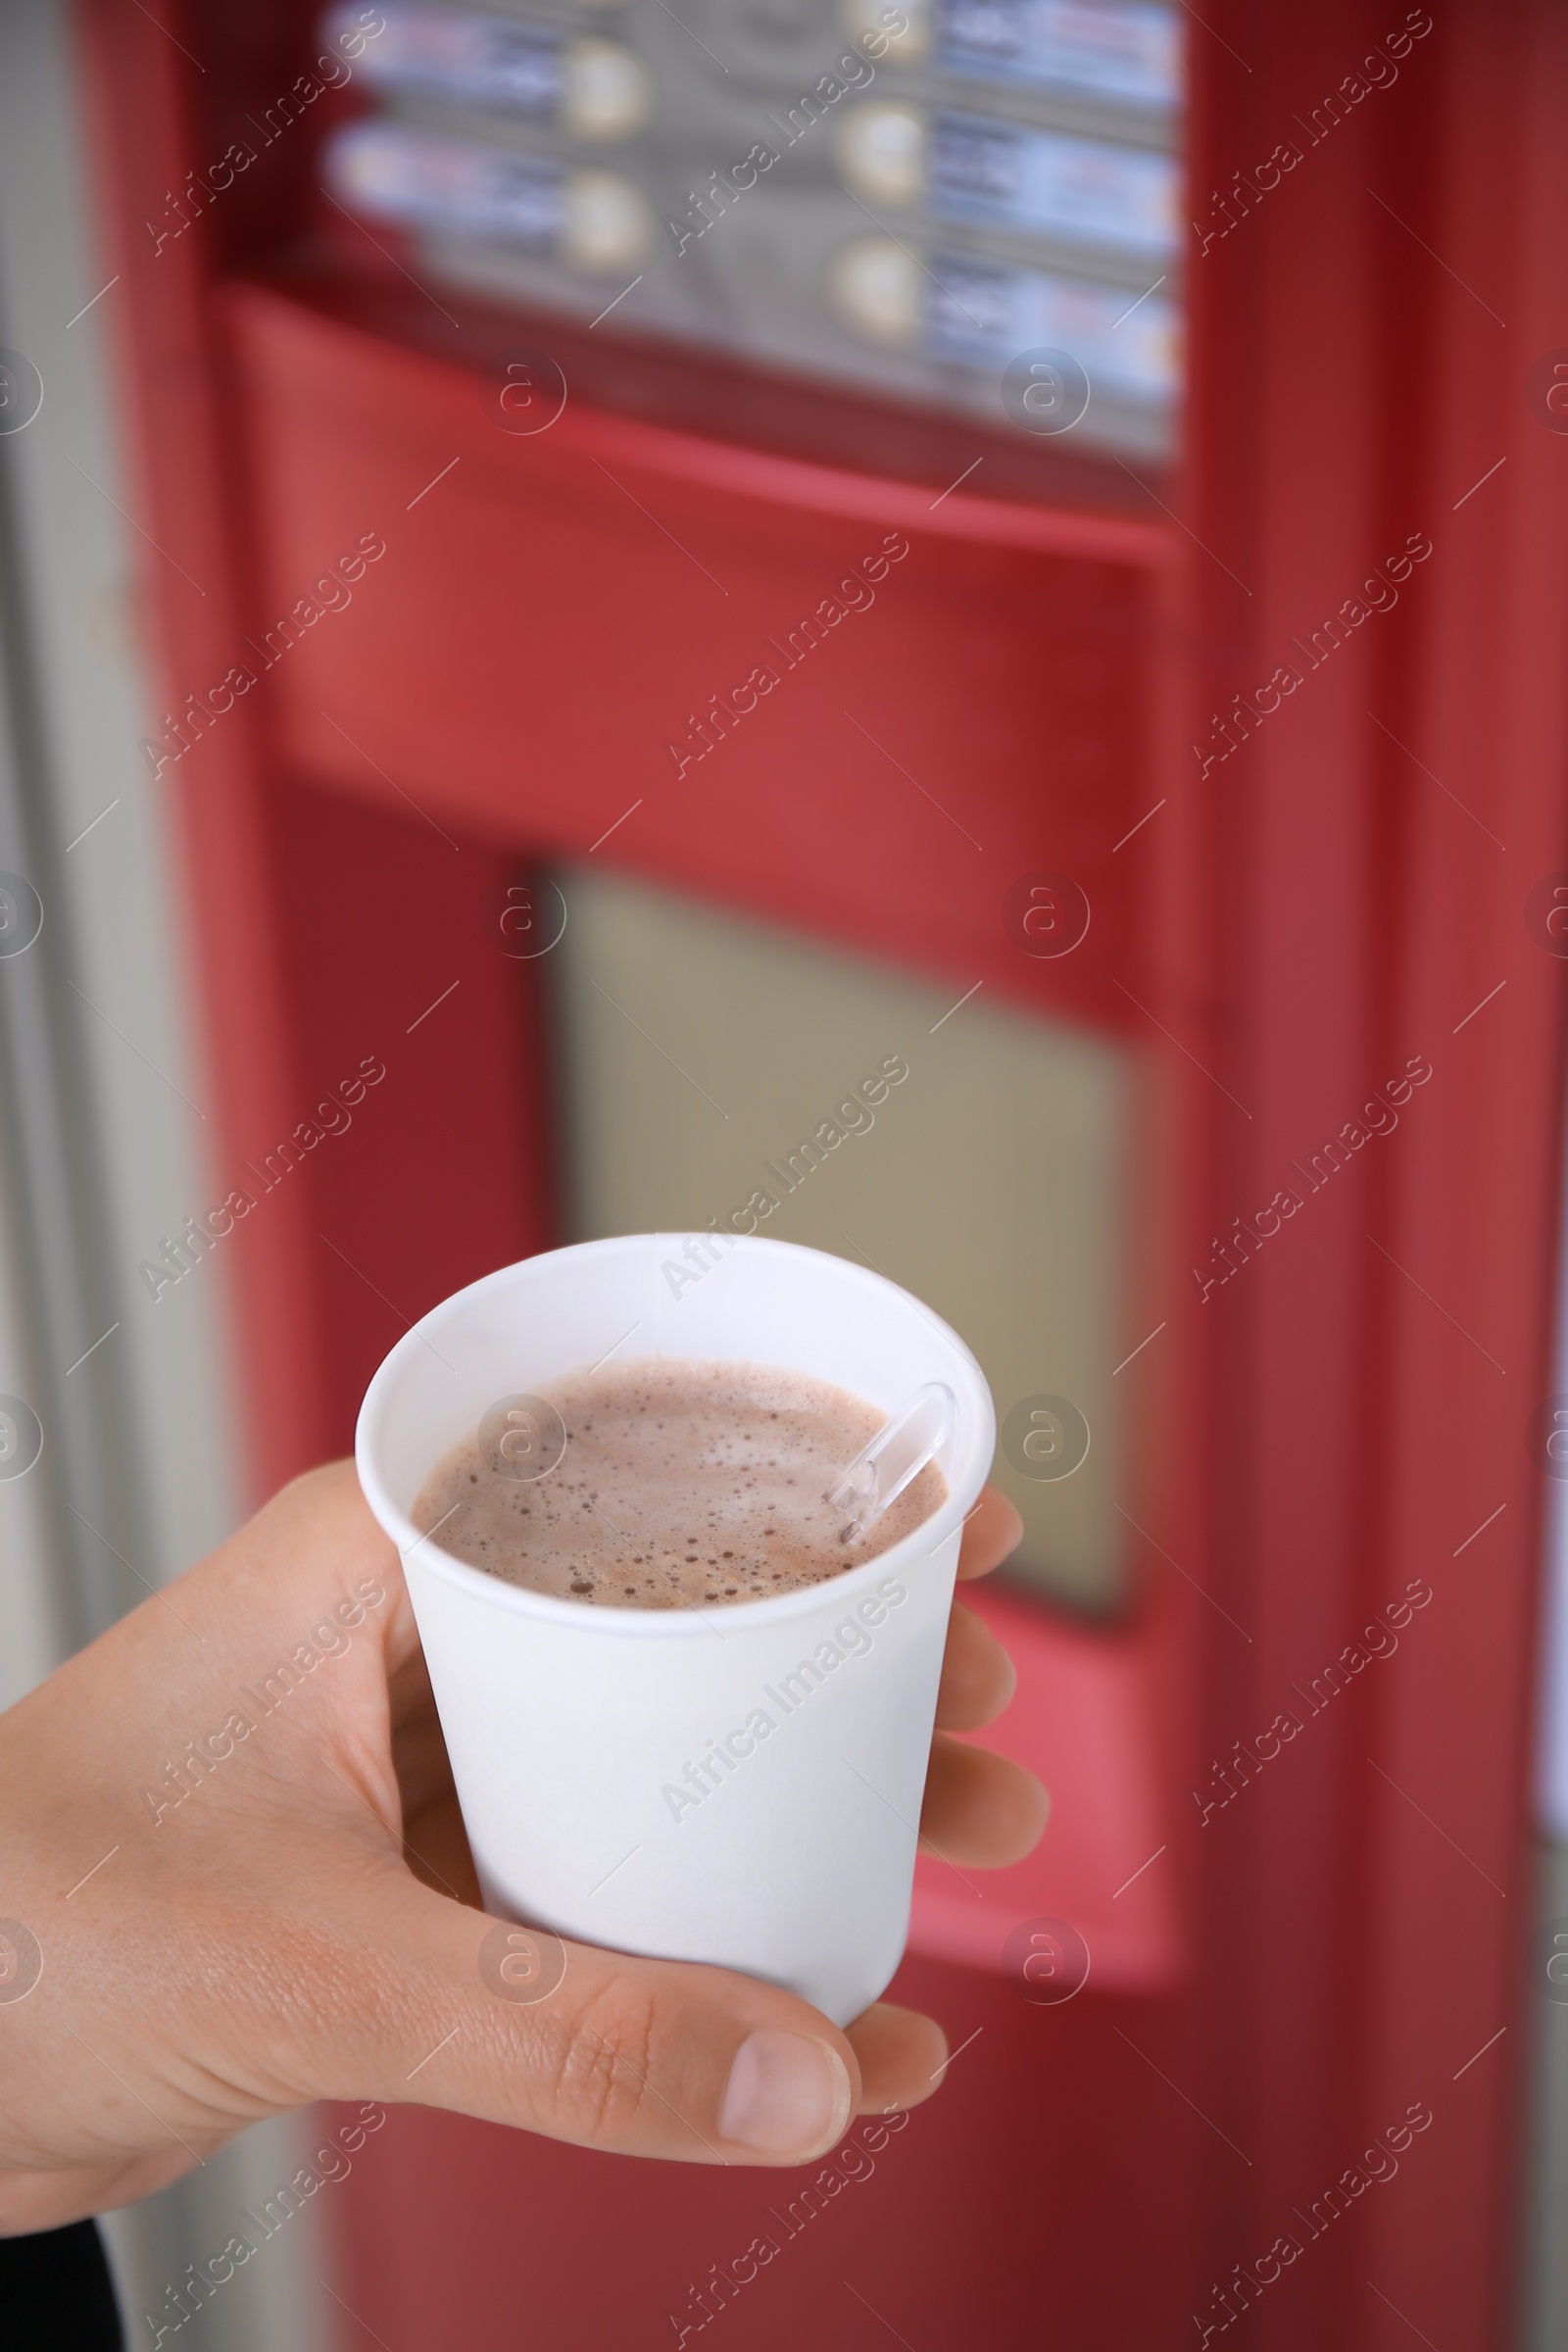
{"left": 79, "top": 0, "right": 1568, "bottom": 2345}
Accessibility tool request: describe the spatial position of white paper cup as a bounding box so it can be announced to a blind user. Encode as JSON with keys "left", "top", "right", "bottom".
{"left": 355, "top": 1234, "right": 996, "bottom": 2027}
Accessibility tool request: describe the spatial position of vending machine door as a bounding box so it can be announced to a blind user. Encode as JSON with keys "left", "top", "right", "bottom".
{"left": 75, "top": 0, "right": 1568, "bottom": 2344}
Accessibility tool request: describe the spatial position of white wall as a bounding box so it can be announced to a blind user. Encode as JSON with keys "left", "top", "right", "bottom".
{"left": 0, "top": 6, "right": 326, "bottom": 2344}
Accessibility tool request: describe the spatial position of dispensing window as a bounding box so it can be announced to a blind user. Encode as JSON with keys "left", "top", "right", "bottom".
{"left": 549, "top": 866, "right": 1140, "bottom": 1613}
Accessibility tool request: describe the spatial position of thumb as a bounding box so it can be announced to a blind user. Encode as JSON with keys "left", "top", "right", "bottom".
{"left": 312, "top": 1870, "right": 862, "bottom": 2166}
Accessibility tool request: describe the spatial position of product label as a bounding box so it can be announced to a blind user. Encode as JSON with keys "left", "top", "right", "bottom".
{"left": 929, "top": 112, "right": 1175, "bottom": 254}
{"left": 325, "top": 2, "right": 564, "bottom": 115}
{"left": 324, "top": 121, "right": 564, "bottom": 249}
{"left": 925, "top": 252, "right": 1176, "bottom": 399}
{"left": 937, "top": 0, "right": 1179, "bottom": 109}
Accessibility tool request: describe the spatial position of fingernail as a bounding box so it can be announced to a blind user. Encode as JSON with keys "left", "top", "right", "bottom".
{"left": 718, "top": 2030, "right": 853, "bottom": 2157}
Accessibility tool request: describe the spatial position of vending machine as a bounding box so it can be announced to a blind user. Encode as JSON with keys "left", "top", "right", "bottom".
{"left": 79, "top": 0, "right": 1568, "bottom": 2342}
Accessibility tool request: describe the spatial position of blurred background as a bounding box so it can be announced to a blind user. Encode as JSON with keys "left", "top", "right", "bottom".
{"left": 0, "top": 0, "right": 1565, "bottom": 2343}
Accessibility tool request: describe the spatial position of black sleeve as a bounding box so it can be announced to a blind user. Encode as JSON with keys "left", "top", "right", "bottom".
{"left": 0, "top": 2218, "right": 124, "bottom": 2350}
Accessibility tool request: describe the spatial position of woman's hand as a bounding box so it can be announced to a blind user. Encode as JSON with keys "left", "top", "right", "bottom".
{"left": 0, "top": 1464, "right": 1044, "bottom": 2232}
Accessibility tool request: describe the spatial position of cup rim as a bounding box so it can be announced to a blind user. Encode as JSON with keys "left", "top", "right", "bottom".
{"left": 354, "top": 1234, "right": 997, "bottom": 1639}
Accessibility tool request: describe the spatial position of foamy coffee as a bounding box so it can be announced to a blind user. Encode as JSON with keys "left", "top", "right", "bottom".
{"left": 411, "top": 1357, "right": 947, "bottom": 1608}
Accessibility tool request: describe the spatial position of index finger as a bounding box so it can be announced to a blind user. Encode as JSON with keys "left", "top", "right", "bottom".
{"left": 956, "top": 1485, "right": 1024, "bottom": 1581}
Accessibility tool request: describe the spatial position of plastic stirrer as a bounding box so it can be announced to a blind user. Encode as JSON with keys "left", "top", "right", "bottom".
{"left": 824, "top": 1381, "right": 956, "bottom": 1543}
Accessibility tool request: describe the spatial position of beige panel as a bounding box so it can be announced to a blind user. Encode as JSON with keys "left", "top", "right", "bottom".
{"left": 551, "top": 867, "right": 1138, "bottom": 1611}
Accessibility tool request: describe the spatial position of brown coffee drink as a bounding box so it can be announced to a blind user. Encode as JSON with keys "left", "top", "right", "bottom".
{"left": 410, "top": 1357, "right": 946, "bottom": 1609}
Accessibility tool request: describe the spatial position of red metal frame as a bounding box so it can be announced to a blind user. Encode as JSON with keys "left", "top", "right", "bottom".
{"left": 74, "top": 0, "right": 1568, "bottom": 2343}
{"left": 1180, "top": 8, "right": 1568, "bottom": 2343}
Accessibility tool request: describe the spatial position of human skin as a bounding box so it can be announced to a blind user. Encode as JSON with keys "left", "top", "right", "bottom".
{"left": 0, "top": 1465, "right": 1044, "bottom": 2232}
